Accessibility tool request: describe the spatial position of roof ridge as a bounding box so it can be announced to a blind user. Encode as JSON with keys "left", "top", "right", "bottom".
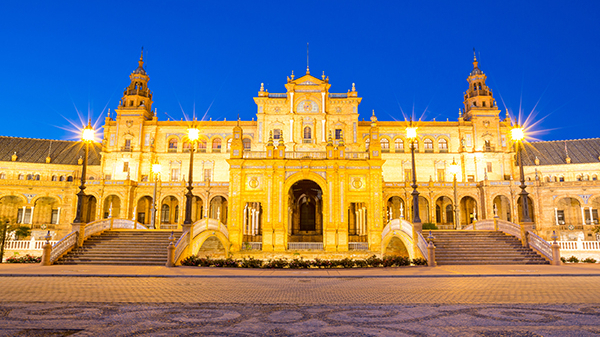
{"left": 531, "top": 137, "right": 600, "bottom": 143}
{"left": 0, "top": 135, "right": 79, "bottom": 143}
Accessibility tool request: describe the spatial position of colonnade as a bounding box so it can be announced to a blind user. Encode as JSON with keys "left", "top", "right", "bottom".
{"left": 243, "top": 202, "right": 261, "bottom": 236}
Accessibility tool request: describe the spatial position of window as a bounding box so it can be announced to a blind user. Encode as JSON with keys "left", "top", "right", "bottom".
{"left": 105, "top": 174, "right": 111, "bottom": 180}
{"left": 594, "top": 175, "right": 598, "bottom": 181}
{"left": 484, "top": 140, "right": 492, "bottom": 152}
{"left": 124, "top": 139, "right": 132, "bottom": 150}
{"left": 557, "top": 210, "right": 565, "bottom": 225}
{"left": 303, "top": 126, "right": 312, "bottom": 140}
{"left": 18, "top": 174, "right": 24, "bottom": 180}
{"left": 424, "top": 139, "right": 433, "bottom": 152}
{"left": 0, "top": 173, "right": 5, "bottom": 179}
{"left": 437, "top": 169, "right": 445, "bottom": 182}
{"left": 243, "top": 138, "right": 251, "bottom": 150}
{"left": 59, "top": 175, "right": 65, "bottom": 181}
{"left": 161, "top": 204, "right": 170, "bottom": 223}
{"left": 67, "top": 176, "right": 73, "bottom": 182}
{"left": 273, "top": 129, "right": 281, "bottom": 140}
{"left": 438, "top": 139, "right": 448, "bottom": 152}
{"left": 198, "top": 140, "right": 207, "bottom": 153}
{"left": 335, "top": 129, "right": 342, "bottom": 140}
{"left": 380, "top": 139, "right": 389, "bottom": 152}
{"left": 123, "top": 162, "right": 129, "bottom": 173}
{"left": 26, "top": 174, "right": 33, "bottom": 180}
{"left": 51, "top": 175, "right": 57, "bottom": 181}
{"left": 168, "top": 139, "right": 178, "bottom": 152}
{"left": 395, "top": 139, "right": 404, "bottom": 151}
{"left": 141, "top": 175, "right": 148, "bottom": 182}
{"left": 486, "top": 162, "right": 493, "bottom": 173}
{"left": 467, "top": 175, "right": 475, "bottom": 182}
{"left": 51, "top": 209, "right": 59, "bottom": 224}
{"left": 405, "top": 169, "right": 412, "bottom": 182}
{"left": 204, "top": 169, "right": 212, "bottom": 181}
{"left": 171, "top": 168, "right": 180, "bottom": 181}
{"left": 35, "top": 174, "right": 40, "bottom": 180}
{"left": 559, "top": 176, "right": 564, "bottom": 182}
{"left": 212, "top": 138, "right": 222, "bottom": 151}
{"left": 227, "top": 138, "right": 232, "bottom": 151}
{"left": 182, "top": 142, "right": 191, "bottom": 152}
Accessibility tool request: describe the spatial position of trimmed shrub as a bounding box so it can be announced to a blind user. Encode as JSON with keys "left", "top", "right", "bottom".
{"left": 240, "top": 257, "right": 263, "bottom": 268}
{"left": 422, "top": 222, "right": 438, "bottom": 230}
{"left": 338, "top": 257, "right": 355, "bottom": 268}
{"left": 5, "top": 254, "right": 41, "bottom": 263}
{"left": 582, "top": 257, "right": 597, "bottom": 264}
{"left": 411, "top": 257, "right": 428, "bottom": 266}
{"left": 180, "top": 255, "right": 200, "bottom": 266}
{"left": 366, "top": 255, "right": 382, "bottom": 267}
{"left": 354, "top": 259, "right": 368, "bottom": 268}
{"left": 263, "top": 258, "right": 288, "bottom": 269}
{"left": 566, "top": 256, "right": 580, "bottom": 263}
{"left": 288, "top": 258, "right": 311, "bottom": 269}
{"left": 560, "top": 256, "right": 567, "bottom": 263}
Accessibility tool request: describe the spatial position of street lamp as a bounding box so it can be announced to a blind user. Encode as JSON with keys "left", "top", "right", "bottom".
{"left": 512, "top": 125, "right": 532, "bottom": 223}
{"left": 406, "top": 118, "right": 421, "bottom": 225}
{"left": 73, "top": 120, "right": 94, "bottom": 224}
{"left": 150, "top": 161, "right": 162, "bottom": 229}
{"left": 183, "top": 127, "right": 199, "bottom": 228}
{"left": 449, "top": 158, "right": 460, "bottom": 230}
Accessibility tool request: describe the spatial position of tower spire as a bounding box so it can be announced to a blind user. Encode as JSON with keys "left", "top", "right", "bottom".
{"left": 473, "top": 47, "right": 478, "bottom": 68}
{"left": 306, "top": 43, "right": 310, "bottom": 74}
{"left": 139, "top": 47, "right": 144, "bottom": 68}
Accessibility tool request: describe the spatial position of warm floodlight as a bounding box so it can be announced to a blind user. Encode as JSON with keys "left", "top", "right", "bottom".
{"left": 188, "top": 128, "right": 200, "bottom": 142}
{"left": 449, "top": 158, "right": 460, "bottom": 175}
{"left": 82, "top": 122, "right": 94, "bottom": 142}
{"left": 151, "top": 162, "right": 162, "bottom": 174}
{"left": 406, "top": 127, "right": 417, "bottom": 139}
{"left": 511, "top": 127, "right": 525, "bottom": 142}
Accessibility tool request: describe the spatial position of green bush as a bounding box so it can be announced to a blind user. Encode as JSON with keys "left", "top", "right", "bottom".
{"left": 566, "top": 256, "right": 580, "bottom": 263}
{"left": 240, "top": 257, "right": 263, "bottom": 268}
{"left": 5, "top": 254, "right": 41, "bottom": 263}
{"left": 338, "top": 257, "right": 355, "bottom": 268}
{"left": 354, "top": 259, "right": 368, "bottom": 268}
{"left": 382, "top": 255, "right": 411, "bottom": 267}
{"left": 411, "top": 257, "right": 428, "bottom": 266}
{"left": 366, "top": 255, "right": 382, "bottom": 267}
{"left": 288, "top": 258, "right": 311, "bottom": 269}
{"left": 560, "top": 256, "right": 567, "bottom": 263}
{"left": 422, "top": 223, "right": 438, "bottom": 230}
{"left": 180, "top": 255, "right": 200, "bottom": 266}
{"left": 263, "top": 258, "right": 288, "bottom": 269}
{"left": 582, "top": 257, "right": 597, "bottom": 264}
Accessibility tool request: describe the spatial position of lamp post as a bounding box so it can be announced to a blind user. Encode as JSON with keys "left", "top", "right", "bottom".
{"left": 183, "top": 128, "right": 199, "bottom": 229}
{"left": 204, "top": 176, "right": 211, "bottom": 219}
{"left": 449, "top": 158, "right": 460, "bottom": 230}
{"left": 73, "top": 120, "right": 94, "bottom": 224}
{"left": 150, "top": 161, "right": 162, "bottom": 229}
{"left": 511, "top": 125, "right": 532, "bottom": 223}
{"left": 406, "top": 119, "right": 421, "bottom": 225}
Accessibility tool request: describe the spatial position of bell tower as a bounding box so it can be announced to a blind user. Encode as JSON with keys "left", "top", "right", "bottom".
{"left": 462, "top": 52, "right": 499, "bottom": 121}
{"left": 115, "top": 49, "right": 154, "bottom": 120}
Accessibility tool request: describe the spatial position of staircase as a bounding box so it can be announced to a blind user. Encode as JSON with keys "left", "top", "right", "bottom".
{"left": 431, "top": 230, "right": 549, "bottom": 265}
{"left": 55, "top": 230, "right": 182, "bottom": 266}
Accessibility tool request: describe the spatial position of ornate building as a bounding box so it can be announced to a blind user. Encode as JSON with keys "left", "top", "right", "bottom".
{"left": 1, "top": 52, "right": 599, "bottom": 255}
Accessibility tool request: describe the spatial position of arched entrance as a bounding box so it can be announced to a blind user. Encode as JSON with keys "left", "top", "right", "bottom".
{"left": 459, "top": 196, "right": 478, "bottom": 227}
{"left": 209, "top": 196, "right": 228, "bottom": 225}
{"left": 555, "top": 197, "right": 580, "bottom": 227}
{"left": 136, "top": 196, "right": 153, "bottom": 224}
{"left": 192, "top": 196, "right": 203, "bottom": 222}
{"left": 103, "top": 195, "right": 121, "bottom": 219}
{"left": 289, "top": 180, "right": 323, "bottom": 242}
{"left": 517, "top": 196, "right": 536, "bottom": 223}
{"left": 0, "top": 196, "right": 26, "bottom": 223}
{"left": 435, "top": 196, "right": 453, "bottom": 226}
{"left": 386, "top": 196, "right": 405, "bottom": 221}
{"left": 32, "top": 197, "right": 59, "bottom": 228}
{"left": 83, "top": 196, "right": 97, "bottom": 223}
{"left": 411, "top": 196, "right": 430, "bottom": 223}
{"left": 197, "top": 236, "right": 227, "bottom": 258}
{"left": 493, "top": 195, "right": 511, "bottom": 221}
{"left": 384, "top": 237, "right": 410, "bottom": 257}
{"left": 160, "top": 196, "right": 179, "bottom": 226}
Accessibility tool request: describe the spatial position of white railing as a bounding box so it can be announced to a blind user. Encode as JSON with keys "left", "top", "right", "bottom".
{"left": 400, "top": 219, "right": 413, "bottom": 238}
{"left": 285, "top": 151, "right": 327, "bottom": 159}
{"left": 3, "top": 240, "right": 58, "bottom": 250}
{"left": 345, "top": 152, "right": 369, "bottom": 159}
{"left": 174, "top": 231, "right": 190, "bottom": 262}
{"left": 243, "top": 242, "right": 262, "bottom": 250}
{"left": 527, "top": 231, "right": 553, "bottom": 261}
{"left": 348, "top": 242, "right": 369, "bottom": 250}
{"left": 243, "top": 151, "right": 267, "bottom": 159}
{"left": 497, "top": 219, "right": 522, "bottom": 240}
{"left": 160, "top": 224, "right": 178, "bottom": 230}
{"left": 50, "top": 231, "right": 78, "bottom": 263}
{"left": 111, "top": 219, "right": 149, "bottom": 230}
{"left": 471, "top": 220, "right": 495, "bottom": 230}
{"left": 382, "top": 219, "right": 414, "bottom": 240}
{"left": 288, "top": 242, "right": 324, "bottom": 250}
{"left": 192, "top": 218, "right": 228, "bottom": 238}
{"left": 559, "top": 241, "right": 600, "bottom": 250}
{"left": 83, "top": 219, "right": 111, "bottom": 239}
{"left": 417, "top": 232, "right": 429, "bottom": 259}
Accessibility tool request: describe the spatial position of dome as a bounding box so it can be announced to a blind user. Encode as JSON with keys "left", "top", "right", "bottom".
{"left": 470, "top": 67, "right": 483, "bottom": 76}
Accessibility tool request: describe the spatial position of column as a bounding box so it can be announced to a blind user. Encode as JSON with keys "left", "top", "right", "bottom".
{"left": 289, "top": 119, "right": 294, "bottom": 142}
{"left": 555, "top": 207, "right": 559, "bottom": 225}
{"left": 29, "top": 206, "right": 34, "bottom": 224}
{"left": 362, "top": 206, "right": 367, "bottom": 235}
{"left": 251, "top": 208, "right": 256, "bottom": 236}
{"left": 581, "top": 207, "right": 586, "bottom": 225}
{"left": 322, "top": 119, "right": 326, "bottom": 142}
{"left": 243, "top": 204, "right": 248, "bottom": 235}
{"left": 590, "top": 207, "right": 594, "bottom": 224}
{"left": 56, "top": 207, "right": 61, "bottom": 224}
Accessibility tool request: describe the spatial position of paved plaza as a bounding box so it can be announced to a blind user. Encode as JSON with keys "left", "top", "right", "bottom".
{"left": 1, "top": 265, "right": 600, "bottom": 336}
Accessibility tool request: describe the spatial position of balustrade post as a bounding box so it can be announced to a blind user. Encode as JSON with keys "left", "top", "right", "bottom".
{"left": 40, "top": 231, "right": 52, "bottom": 266}
{"left": 166, "top": 231, "right": 175, "bottom": 267}
{"left": 427, "top": 231, "right": 436, "bottom": 267}
{"left": 493, "top": 216, "right": 499, "bottom": 231}
{"left": 551, "top": 231, "right": 561, "bottom": 266}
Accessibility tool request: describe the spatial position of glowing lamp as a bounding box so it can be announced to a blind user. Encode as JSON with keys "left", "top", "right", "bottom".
{"left": 188, "top": 128, "right": 200, "bottom": 142}
{"left": 82, "top": 125, "right": 94, "bottom": 142}
{"left": 449, "top": 159, "right": 460, "bottom": 176}
{"left": 406, "top": 127, "right": 417, "bottom": 139}
{"left": 151, "top": 162, "right": 162, "bottom": 174}
{"left": 511, "top": 127, "right": 525, "bottom": 141}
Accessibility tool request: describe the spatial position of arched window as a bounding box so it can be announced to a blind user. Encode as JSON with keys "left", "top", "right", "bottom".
{"left": 380, "top": 138, "right": 390, "bottom": 152}
{"left": 18, "top": 174, "right": 24, "bottom": 180}
{"left": 51, "top": 175, "right": 57, "bottom": 181}
{"left": 303, "top": 126, "right": 312, "bottom": 140}
{"left": 35, "top": 174, "right": 40, "bottom": 181}
{"left": 593, "top": 175, "right": 598, "bottom": 181}
{"left": 168, "top": 139, "right": 178, "bottom": 152}
{"left": 243, "top": 138, "right": 251, "bottom": 150}
{"left": 365, "top": 137, "right": 370, "bottom": 150}
{"left": 182, "top": 142, "right": 191, "bottom": 152}
{"left": 395, "top": 139, "right": 404, "bottom": 152}
{"left": 438, "top": 139, "right": 448, "bottom": 152}
{"left": 197, "top": 140, "right": 207, "bottom": 153}
{"left": 546, "top": 176, "right": 551, "bottom": 182}
{"left": 26, "top": 174, "right": 33, "bottom": 180}
{"left": 0, "top": 173, "right": 5, "bottom": 179}
{"left": 59, "top": 176, "right": 65, "bottom": 182}
{"left": 273, "top": 129, "right": 281, "bottom": 140}
{"left": 227, "top": 138, "right": 232, "bottom": 151}
{"left": 424, "top": 139, "right": 433, "bottom": 152}
{"left": 67, "top": 176, "right": 73, "bottom": 182}
{"left": 212, "top": 138, "right": 222, "bottom": 151}
{"left": 161, "top": 204, "right": 170, "bottom": 223}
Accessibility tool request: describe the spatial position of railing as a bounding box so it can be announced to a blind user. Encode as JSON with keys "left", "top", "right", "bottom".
{"left": 192, "top": 218, "right": 229, "bottom": 238}
{"left": 559, "top": 241, "right": 600, "bottom": 250}
{"left": 268, "top": 93, "right": 287, "bottom": 98}
{"left": 83, "top": 219, "right": 111, "bottom": 239}
{"left": 288, "top": 242, "right": 324, "bottom": 250}
{"left": 242, "top": 242, "right": 263, "bottom": 251}
{"left": 464, "top": 220, "right": 494, "bottom": 230}
{"left": 3, "top": 240, "right": 58, "bottom": 250}
{"left": 242, "top": 151, "right": 267, "bottom": 159}
{"left": 174, "top": 231, "right": 190, "bottom": 262}
{"left": 348, "top": 242, "right": 368, "bottom": 250}
{"left": 329, "top": 93, "right": 348, "bottom": 98}
{"left": 285, "top": 151, "right": 327, "bottom": 159}
{"left": 160, "top": 224, "right": 178, "bottom": 230}
{"left": 382, "top": 219, "right": 414, "bottom": 240}
{"left": 497, "top": 219, "right": 522, "bottom": 240}
{"left": 527, "top": 231, "right": 553, "bottom": 261}
{"left": 417, "top": 232, "right": 429, "bottom": 259}
{"left": 50, "top": 231, "right": 78, "bottom": 263}
{"left": 111, "top": 219, "right": 149, "bottom": 230}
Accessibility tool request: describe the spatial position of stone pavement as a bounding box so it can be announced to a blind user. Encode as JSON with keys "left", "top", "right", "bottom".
{"left": 1, "top": 264, "right": 600, "bottom": 336}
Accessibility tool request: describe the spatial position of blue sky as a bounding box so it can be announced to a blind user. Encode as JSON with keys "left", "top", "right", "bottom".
{"left": 0, "top": 1, "right": 598, "bottom": 142}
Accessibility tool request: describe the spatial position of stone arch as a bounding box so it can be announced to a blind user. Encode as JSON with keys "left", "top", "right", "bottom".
{"left": 209, "top": 195, "right": 228, "bottom": 225}
{"left": 167, "top": 136, "right": 180, "bottom": 152}
{"left": 0, "top": 195, "right": 27, "bottom": 223}
{"left": 554, "top": 196, "right": 581, "bottom": 226}
{"left": 422, "top": 137, "right": 434, "bottom": 152}
{"left": 386, "top": 196, "right": 405, "bottom": 221}
{"left": 379, "top": 136, "right": 391, "bottom": 153}
{"left": 284, "top": 172, "right": 328, "bottom": 241}
{"left": 136, "top": 195, "right": 153, "bottom": 224}
{"left": 516, "top": 195, "right": 536, "bottom": 223}
{"left": 160, "top": 195, "right": 180, "bottom": 225}
{"left": 102, "top": 195, "right": 122, "bottom": 219}
{"left": 492, "top": 194, "right": 511, "bottom": 222}
{"left": 189, "top": 231, "right": 230, "bottom": 260}
{"left": 381, "top": 231, "right": 415, "bottom": 260}
{"left": 210, "top": 136, "right": 222, "bottom": 152}
{"left": 459, "top": 195, "right": 478, "bottom": 226}
{"left": 435, "top": 196, "right": 453, "bottom": 225}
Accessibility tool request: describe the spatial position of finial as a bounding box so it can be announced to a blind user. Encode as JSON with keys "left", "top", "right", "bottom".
{"left": 473, "top": 48, "right": 478, "bottom": 68}
{"left": 327, "top": 131, "right": 333, "bottom": 146}
{"left": 306, "top": 42, "right": 310, "bottom": 74}
{"left": 139, "top": 47, "right": 144, "bottom": 68}
{"left": 87, "top": 118, "right": 92, "bottom": 128}
{"left": 338, "top": 130, "right": 345, "bottom": 147}
{"left": 352, "top": 83, "right": 356, "bottom": 91}
{"left": 370, "top": 110, "right": 377, "bottom": 123}
{"left": 291, "top": 70, "right": 294, "bottom": 80}
{"left": 260, "top": 83, "right": 264, "bottom": 91}
{"left": 322, "top": 71, "right": 325, "bottom": 80}
{"left": 267, "top": 130, "right": 274, "bottom": 147}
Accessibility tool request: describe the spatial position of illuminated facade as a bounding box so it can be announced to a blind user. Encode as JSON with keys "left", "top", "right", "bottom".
{"left": 1, "top": 52, "right": 600, "bottom": 255}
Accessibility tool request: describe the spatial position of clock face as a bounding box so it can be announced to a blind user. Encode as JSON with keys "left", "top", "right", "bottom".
{"left": 296, "top": 100, "right": 318, "bottom": 113}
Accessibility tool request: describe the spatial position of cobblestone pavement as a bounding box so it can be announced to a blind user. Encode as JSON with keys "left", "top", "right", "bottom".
{"left": 1, "top": 276, "right": 600, "bottom": 336}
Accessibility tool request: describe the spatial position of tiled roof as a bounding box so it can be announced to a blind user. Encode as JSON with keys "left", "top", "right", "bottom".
{"left": 0, "top": 136, "right": 101, "bottom": 165}
{"left": 523, "top": 138, "right": 600, "bottom": 166}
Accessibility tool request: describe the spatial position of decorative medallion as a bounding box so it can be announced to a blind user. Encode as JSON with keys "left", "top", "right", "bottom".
{"left": 352, "top": 178, "right": 362, "bottom": 189}
{"left": 296, "top": 100, "right": 319, "bottom": 113}
{"left": 274, "top": 106, "right": 280, "bottom": 113}
{"left": 335, "top": 107, "right": 342, "bottom": 113}
{"left": 249, "top": 178, "right": 259, "bottom": 188}
{"left": 126, "top": 120, "right": 133, "bottom": 128}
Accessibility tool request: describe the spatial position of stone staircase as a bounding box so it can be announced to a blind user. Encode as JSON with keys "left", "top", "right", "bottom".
{"left": 55, "top": 230, "right": 182, "bottom": 266}
{"left": 430, "top": 230, "right": 549, "bottom": 265}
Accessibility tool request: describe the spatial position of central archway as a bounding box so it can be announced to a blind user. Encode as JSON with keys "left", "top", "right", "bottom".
{"left": 288, "top": 179, "right": 323, "bottom": 242}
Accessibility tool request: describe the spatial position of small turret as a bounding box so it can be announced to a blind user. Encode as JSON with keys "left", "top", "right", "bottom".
{"left": 369, "top": 110, "right": 381, "bottom": 159}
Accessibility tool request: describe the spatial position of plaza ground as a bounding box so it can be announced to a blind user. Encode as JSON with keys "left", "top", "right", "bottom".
{"left": 1, "top": 264, "right": 600, "bottom": 336}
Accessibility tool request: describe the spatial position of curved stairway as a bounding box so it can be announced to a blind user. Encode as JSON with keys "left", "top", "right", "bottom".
{"left": 430, "top": 230, "right": 549, "bottom": 265}
{"left": 55, "top": 230, "right": 182, "bottom": 266}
